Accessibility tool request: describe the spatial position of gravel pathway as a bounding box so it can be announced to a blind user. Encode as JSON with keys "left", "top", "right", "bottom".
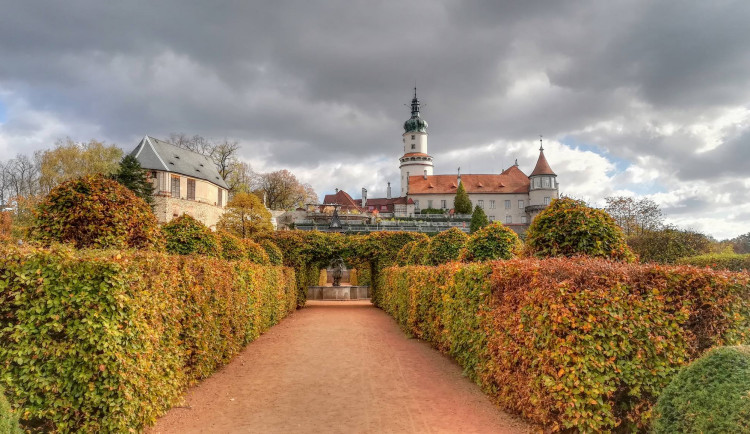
{"left": 149, "top": 300, "right": 531, "bottom": 434}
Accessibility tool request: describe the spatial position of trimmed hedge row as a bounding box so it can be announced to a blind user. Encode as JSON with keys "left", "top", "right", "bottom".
{"left": 378, "top": 258, "right": 750, "bottom": 432}
{"left": 677, "top": 252, "right": 750, "bottom": 271}
{"left": 0, "top": 246, "right": 296, "bottom": 433}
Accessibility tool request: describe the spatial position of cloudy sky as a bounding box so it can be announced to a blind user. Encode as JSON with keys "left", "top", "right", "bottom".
{"left": 1, "top": 1, "right": 749, "bottom": 239}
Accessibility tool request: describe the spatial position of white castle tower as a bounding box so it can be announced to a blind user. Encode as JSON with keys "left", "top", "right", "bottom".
{"left": 399, "top": 88, "right": 433, "bottom": 197}
{"left": 528, "top": 137, "right": 559, "bottom": 218}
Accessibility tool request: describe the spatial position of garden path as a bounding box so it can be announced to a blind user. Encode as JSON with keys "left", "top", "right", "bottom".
{"left": 149, "top": 300, "right": 530, "bottom": 434}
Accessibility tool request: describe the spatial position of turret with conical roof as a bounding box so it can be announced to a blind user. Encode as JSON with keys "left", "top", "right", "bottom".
{"left": 528, "top": 136, "right": 559, "bottom": 215}
{"left": 399, "top": 87, "right": 433, "bottom": 196}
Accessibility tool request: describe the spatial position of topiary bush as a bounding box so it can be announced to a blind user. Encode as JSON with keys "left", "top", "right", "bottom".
{"left": 460, "top": 221, "right": 521, "bottom": 262}
{"left": 243, "top": 239, "right": 270, "bottom": 264}
{"left": 30, "top": 174, "right": 163, "bottom": 249}
{"left": 652, "top": 345, "right": 750, "bottom": 433}
{"left": 427, "top": 227, "right": 468, "bottom": 265}
{"left": 163, "top": 214, "right": 220, "bottom": 257}
{"left": 0, "top": 385, "right": 22, "bottom": 434}
{"left": 217, "top": 231, "right": 247, "bottom": 260}
{"left": 469, "top": 204, "right": 489, "bottom": 233}
{"left": 259, "top": 239, "right": 283, "bottom": 265}
{"left": 525, "top": 197, "right": 635, "bottom": 262}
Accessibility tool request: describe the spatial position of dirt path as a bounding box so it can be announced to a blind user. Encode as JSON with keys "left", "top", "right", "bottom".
{"left": 149, "top": 301, "right": 531, "bottom": 434}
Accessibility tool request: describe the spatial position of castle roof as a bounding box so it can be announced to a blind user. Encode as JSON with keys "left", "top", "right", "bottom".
{"left": 530, "top": 149, "right": 556, "bottom": 176}
{"left": 408, "top": 166, "right": 530, "bottom": 195}
{"left": 131, "top": 135, "right": 229, "bottom": 189}
{"left": 322, "top": 190, "right": 361, "bottom": 211}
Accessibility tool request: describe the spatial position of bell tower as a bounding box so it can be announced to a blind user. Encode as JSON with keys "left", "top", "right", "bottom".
{"left": 399, "top": 87, "right": 433, "bottom": 196}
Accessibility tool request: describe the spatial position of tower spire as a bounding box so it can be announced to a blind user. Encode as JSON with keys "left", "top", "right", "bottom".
{"left": 539, "top": 134, "right": 544, "bottom": 151}
{"left": 410, "top": 87, "right": 421, "bottom": 117}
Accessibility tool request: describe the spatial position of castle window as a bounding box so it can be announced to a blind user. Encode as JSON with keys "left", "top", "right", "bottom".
{"left": 521, "top": 215, "right": 527, "bottom": 224}
{"left": 414, "top": 200, "right": 419, "bottom": 209}
{"left": 518, "top": 200, "right": 524, "bottom": 209}
{"left": 171, "top": 176, "right": 180, "bottom": 198}
{"left": 489, "top": 215, "right": 495, "bottom": 221}
{"left": 505, "top": 200, "right": 511, "bottom": 209}
{"left": 489, "top": 200, "right": 495, "bottom": 209}
{"left": 506, "top": 215, "right": 512, "bottom": 224}
{"left": 411, "top": 135, "right": 415, "bottom": 139}
{"left": 543, "top": 177, "right": 550, "bottom": 188}
{"left": 441, "top": 200, "right": 446, "bottom": 209}
{"left": 544, "top": 197, "right": 551, "bottom": 205}
{"left": 478, "top": 200, "right": 484, "bottom": 209}
{"left": 187, "top": 179, "right": 196, "bottom": 200}
{"left": 411, "top": 144, "right": 415, "bottom": 150}
{"left": 218, "top": 189, "right": 223, "bottom": 207}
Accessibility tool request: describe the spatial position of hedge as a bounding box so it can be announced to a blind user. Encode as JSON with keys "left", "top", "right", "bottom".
{"left": 379, "top": 258, "right": 750, "bottom": 432}
{"left": 0, "top": 385, "right": 21, "bottom": 434}
{"left": 677, "top": 252, "right": 750, "bottom": 272}
{"left": 0, "top": 246, "right": 296, "bottom": 433}
{"left": 652, "top": 345, "right": 750, "bottom": 433}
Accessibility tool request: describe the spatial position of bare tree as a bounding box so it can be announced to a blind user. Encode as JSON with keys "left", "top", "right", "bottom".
{"left": 226, "top": 160, "right": 256, "bottom": 194}
{"left": 605, "top": 196, "right": 663, "bottom": 236}
{"left": 168, "top": 133, "right": 241, "bottom": 184}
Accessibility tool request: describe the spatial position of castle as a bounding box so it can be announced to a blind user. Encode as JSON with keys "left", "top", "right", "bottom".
{"left": 318, "top": 89, "right": 560, "bottom": 233}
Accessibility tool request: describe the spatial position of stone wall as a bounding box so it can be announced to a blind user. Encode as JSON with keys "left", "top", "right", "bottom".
{"left": 153, "top": 195, "right": 226, "bottom": 230}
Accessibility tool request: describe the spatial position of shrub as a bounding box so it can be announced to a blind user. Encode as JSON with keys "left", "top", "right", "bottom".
{"left": 525, "top": 197, "right": 635, "bottom": 262}
{"left": 0, "top": 386, "right": 21, "bottom": 434}
{"left": 259, "top": 239, "right": 283, "bottom": 265}
{"left": 218, "top": 231, "right": 247, "bottom": 260}
{"left": 628, "top": 227, "right": 712, "bottom": 264}
{"left": 426, "top": 227, "right": 468, "bottom": 265}
{"left": 380, "top": 258, "right": 750, "bottom": 432}
{"left": 460, "top": 221, "right": 521, "bottom": 261}
{"left": 677, "top": 252, "right": 750, "bottom": 271}
{"left": 0, "top": 246, "right": 296, "bottom": 432}
{"left": 163, "top": 214, "right": 220, "bottom": 256}
{"left": 30, "top": 174, "right": 163, "bottom": 249}
{"left": 652, "top": 346, "right": 750, "bottom": 433}
{"left": 243, "top": 239, "right": 270, "bottom": 264}
{"left": 469, "top": 205, "right": 489, "bottom": 233}
{"left": 396, "top": 241, "right": 417, "bottom": 266}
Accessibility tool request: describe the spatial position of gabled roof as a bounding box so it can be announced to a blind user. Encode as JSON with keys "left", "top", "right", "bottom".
{"left": 530, "top": 150, "right": 556, "bottom": 176}
{"left": 408, "top": 166, "right": 530, "bottom": 195}
{"left": 131, "top": 136, "right": 229, "bottom": 189}
{"left": 359, "top": 196, "right": 410, "bottom": 207}
{"left": 322, "top": 190, "right": 362, "bottom": 211}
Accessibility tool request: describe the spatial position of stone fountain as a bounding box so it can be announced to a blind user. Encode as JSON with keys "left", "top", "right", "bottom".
{"left": 306, "top": 257, "right": 370, "bottom": 301}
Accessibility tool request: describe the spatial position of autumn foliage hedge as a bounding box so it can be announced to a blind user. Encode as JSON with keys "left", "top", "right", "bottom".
{"left": 0, "top": 246, "right": 296, "bottom": 433}
{"left": 677, "top": 252, "right": 750, "bottom": 271}
{"left": 379, "top": 258, "right": 750, "bottom": 432}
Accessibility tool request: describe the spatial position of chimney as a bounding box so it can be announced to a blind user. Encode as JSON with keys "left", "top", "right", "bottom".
{"left": 335, "top": 188, "right": 339, "bottom": 193}
{"left": 386, "top": 182, "right": 391, "bottom": 199}
{"left": 362, "top": 188, "right": 367, "bottom": 208}
{"left": 423, "top": 169, "right": 427, "bottom": 180}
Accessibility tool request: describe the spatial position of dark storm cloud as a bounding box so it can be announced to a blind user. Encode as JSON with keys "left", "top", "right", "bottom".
{"left": 1, "top": 0, "right": 750, "bottom": 236}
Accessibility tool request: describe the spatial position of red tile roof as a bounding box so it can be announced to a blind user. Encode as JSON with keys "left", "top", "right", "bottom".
{"left": 322, "top": 190, "right": 362, "bottom": 211}
{"left": 530, "top": 150, "right": 556, "bottom": 176}
{"left": 401, "top": 152, "right": 431, "bottom": 158}
{"left": 408, "top": 166, "right": 530, "bottom": 194}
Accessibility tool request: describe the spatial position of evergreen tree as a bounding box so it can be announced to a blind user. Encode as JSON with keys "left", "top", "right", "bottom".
{"left": 469, "top": 204, "right": 489, "bottom": 233}
{"left": 454, "top": 181, "right": 472, "bottom": 214}
{"left": 112, "top": 155, "right": 154, "bottom": 205}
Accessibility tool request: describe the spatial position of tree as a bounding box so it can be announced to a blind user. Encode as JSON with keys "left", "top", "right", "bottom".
{"left": 604, "top": 196, "right": 663, "bottom": 236}
{"left": 729, "top": 232, "right": 750, "bottom": 254}
{"left": 111, "top": 155, "right": 154, "bottom": 205}
{"left": 460, "top": 221, "right": 522, "bottom": 262}
{"left": 30, "top": 174, "right": 163, "bottom": 250}
{"left": 37, "top": 138, "right": 122, "bottom": 195}
{"left": 454, "top": 181, "right": 472, "bottom": 214}
{"left": 469, "top": 204, "right": 489, "bottom": 233}
{"left": 226, "top": 160, "right": 256, "bottom": 194}
{"left": 255, "top": 169, "right": 318, "bottom": 210}
{"left": 217, "top": 192, "right": 272, "bottom": 238}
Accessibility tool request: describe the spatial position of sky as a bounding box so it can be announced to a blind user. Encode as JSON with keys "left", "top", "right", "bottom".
{"left": 0, "top": 1, "right": 749, "bottom": 240}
